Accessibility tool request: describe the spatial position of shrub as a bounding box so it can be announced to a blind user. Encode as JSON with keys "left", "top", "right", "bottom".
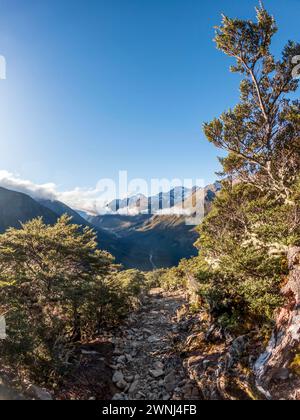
{"left": 0, "top": 216, "right": 146, "bottom": 380}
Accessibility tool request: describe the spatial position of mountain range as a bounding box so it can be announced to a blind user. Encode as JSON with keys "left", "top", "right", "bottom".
{"left": 106, "top": 186, "right": 193, "bottom": 214}
{"left": 0, "top": 183, "right": 220, "bottom": 270}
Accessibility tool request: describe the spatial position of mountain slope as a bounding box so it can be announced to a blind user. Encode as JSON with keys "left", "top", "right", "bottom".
{"left": 0, "top": 183, "right": 220, "bottom": 271}
{"left": 38, "top": 199, "right": 93, "bottom": 227}
{"left": 0, "top": 188, "right": 130, "bottom": 266}
{"left": 87, "top": 214, "right": 152, "bottom": 238}
{"left": 86, "top": 183, "right": 221, "bottom": 270}
{"left": 122, "top": 215, "right": 198, "bottom": 270}
{"left": 88, "top": 213, "right": 197, "bottom": 270}
{"left": 38, "top": 199, "right": 135, "bottom": 265}
{"left": 0, "top": 187, "right": 58, "bottom": 233}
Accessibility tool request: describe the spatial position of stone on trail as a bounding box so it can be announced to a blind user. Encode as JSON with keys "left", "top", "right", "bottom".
{"left": 142, "top": 328, "right": 153, "bottom": 335}
{"left": 110, "top": 288, "right": 199, "bottom": 401}
{"left": 164, "top": 371, "right": 177, "bottom": 392}
{"left": 112, "top": 371, "right": 124, "bottom": 384}
{"left": 117, "top": 355, "right": 126, "bottom": 364}
{"left": 116, "top": 379, "right": 128, "bottom": 390}
{"left": 125, "top": 353, "right": 133, "bottom": 362}
{"left": 128, "top": 380, "right": 139, "bottom": 394}
{"left": 149, "top": 369, "right": 164, "bottom": 378}
{"left": 147, "top": 335, "right": 160, "bottom": 343}
{"left": 153, "top": 361, "right": 164, "bottom": 370}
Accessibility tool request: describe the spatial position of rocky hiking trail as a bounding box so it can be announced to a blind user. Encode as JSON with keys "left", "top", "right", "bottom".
{"left": 109, "top": 288, "right": 201, "bottom": 401}
{"left": 2, "top": 284, "right": 298, "bottom": 400}
{"left": 0, "top": 287, "right": 201, "bottom": 401}
{"left": 4, "top": 286, "right": 295, "bottom": 400}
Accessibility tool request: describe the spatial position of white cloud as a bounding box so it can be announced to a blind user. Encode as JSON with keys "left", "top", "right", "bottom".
{"left": 0, "top": 170, "right": 197, "bottom": 217}
{"left": 0, "top": 170, "right": 57, "bottom": 200}
{"left": 116, "top": 206, "right": 144, "bottom": 216}
{"left": 0, "top": 170, "right": 137, "bottom": 215}
{"left": 156, "top": 207, "right": 193, "bottom": 216}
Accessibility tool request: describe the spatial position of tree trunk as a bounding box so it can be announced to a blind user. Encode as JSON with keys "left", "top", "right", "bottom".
{"left": 254, "top": 246, "right": 300, "bottom": 398}
{"left": 72, "top": 305, "right": 82, "bottom": 342}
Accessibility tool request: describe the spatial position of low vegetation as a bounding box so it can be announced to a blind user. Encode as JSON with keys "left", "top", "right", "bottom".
{"left": 0, "top": 216, "right": 147, "bottom": 383}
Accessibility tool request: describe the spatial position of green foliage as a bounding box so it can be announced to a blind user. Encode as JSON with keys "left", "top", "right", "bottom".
{"left": 204, "top": 5, "right": 300, "bottom": 203}
{"left": 0, "top": 216, "right": 146, "bottom": 380}
{"left": 158, "top": 267, "right": 186, "bottom": 291}
{"left": 193, "top": 184, "right": 288, "bottom": 325}
{"left": 193, "top": 4, "right": 300, "bottom": 330}
{"left": 144, "top": 269, "right": 165, "bottom": 289}
{"left": 173, "top": 5, "right": 299, "bottom": 333}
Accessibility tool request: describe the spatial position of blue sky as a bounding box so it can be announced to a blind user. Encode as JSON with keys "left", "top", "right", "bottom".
{"left": 0, "top": 0, "right": 299, "bottom": 203}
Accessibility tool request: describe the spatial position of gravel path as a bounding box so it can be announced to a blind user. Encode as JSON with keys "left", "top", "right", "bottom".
{"left": 110, "top": 288, "right": 201, "bottom": 400}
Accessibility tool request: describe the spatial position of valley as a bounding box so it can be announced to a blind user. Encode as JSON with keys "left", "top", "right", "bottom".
{"left": 0, "top": 184, "right": 220, "bottom": 270}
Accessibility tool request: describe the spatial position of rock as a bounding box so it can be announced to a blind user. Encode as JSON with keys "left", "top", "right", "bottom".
{"left": 108, "top": 364, "right": 119, "bottom": 370}
{"left": 116, "top": 379, "right": 128, "bottom": 390}
{"left": 153, "top": 361, "right": 164, "bottom": 370}
{"left": 191, "top": 387, "right": 201, "bottom": 399}
{"left": 147, "top": 336, "right": 160, "bottom": 343}
{"left": 124, "top": 375, "right": 134, "bottom": 383}
{"left": 81, "top": 350, "right": 99, "bottom": 356}
{"left": 112, "top": 371, "right": 124, "bottom": 384}
{"left": 142, "top": 328, "right": 153, "bottom": 335}
{"left": 149, "top": 369, "right": 164, "bottom": 378}
{"left": 202, "top": 359, "right": 211, "bottom": 369}
{"left": 117, "top": 355, "right": 126, "bottom": 364}
{"left": 128, "top": 380, "right": 139, "bottom": 394}
{"left": 182, "top": 383, "right": 193, "bottom": 395}
{"left": 125, "top": 354, "right": 133, "bottom": 362}
{"left": 164, "top": 371, "right": 177, "bottom": 392}
{"left": 26, "top": 385, "right": 52, "bottom": 400}
{"left": 112, "top": 393, "right": 124, "bottom": 400}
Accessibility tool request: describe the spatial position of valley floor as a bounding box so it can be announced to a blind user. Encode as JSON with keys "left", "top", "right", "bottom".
{"left": 110, "top": 288, "right": 201, "bottom": 400}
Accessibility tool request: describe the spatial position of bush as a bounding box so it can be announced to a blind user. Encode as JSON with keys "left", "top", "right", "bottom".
{"left": 0, "top": 216, "right": 146, "bottom": 380}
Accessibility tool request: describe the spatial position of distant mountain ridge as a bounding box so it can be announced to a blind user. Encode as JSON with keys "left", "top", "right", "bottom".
{"left": 105, "top": 186, "right": 193, "bottom": 214}
{"left": 0, "top": 186, "right": 127, "bottom": 264}
{"left": 38, "top": 199, "right": 93, "bottom": 227}
{"left": 0, "top": 182, "right": 221, "bottom": 271}
{"left": 86, "top": 182, "right": 221, "bottom": 270}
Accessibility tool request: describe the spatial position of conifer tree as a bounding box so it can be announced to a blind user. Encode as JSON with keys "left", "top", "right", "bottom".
{"left": 194, "top": 4, "right": 300, "bottom": 328}
{"left": 204, "top": 5, "right": 299, "bottom": 202}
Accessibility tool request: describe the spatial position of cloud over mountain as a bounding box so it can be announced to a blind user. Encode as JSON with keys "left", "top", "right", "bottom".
{"left": 0, "top": 170, "right": 211, "bottom": 217}
{"left": 0, "top": 170, "right": 57, "bottom": 201}
{"left": 0, "top": 170, "right": 102, "bottom": 213}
